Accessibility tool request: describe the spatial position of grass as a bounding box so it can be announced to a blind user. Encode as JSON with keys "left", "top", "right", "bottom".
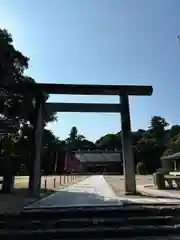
{"left": 104, "top": 175, "right": 154, "bottom": 197}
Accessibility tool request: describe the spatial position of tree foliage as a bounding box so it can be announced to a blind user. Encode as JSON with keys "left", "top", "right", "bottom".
{"left": 0, "top": 28, "right": 57, "bottom": 191}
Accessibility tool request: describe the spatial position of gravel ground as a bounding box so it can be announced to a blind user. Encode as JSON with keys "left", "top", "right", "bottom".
{"left": 104, "top": 175, "right": 154, "bottom": 196}
{"left": 13, "top": 175, "right": 87, "bottom": 189}
{"left": 0, "top": 175, "right": 87, "bottom": 213}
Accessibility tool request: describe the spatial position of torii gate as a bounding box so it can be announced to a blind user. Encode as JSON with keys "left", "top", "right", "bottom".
{"left": 1, "top": 83, "right": 153, "bottom": 196}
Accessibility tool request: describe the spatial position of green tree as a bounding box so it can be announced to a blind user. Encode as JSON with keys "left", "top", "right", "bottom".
{"left": 95, "top": 133, "right": 121, "bottom": 150}
{"left": 149, "top": 116, "right": 169, "bottom": 139}
{"left": 163, "top": 131, "right": 180, "bottom": 156}
{"left": 0, "top": 29, "right": 29, "bottom": 85}
{"left": 0, "top": 28, "right": 57, "bottom": 192}
{"left": 135, "top": 116, "right": 169, "bottom": 173}
{"left": 65, "top": 126, "right": 86, "bottom": 150}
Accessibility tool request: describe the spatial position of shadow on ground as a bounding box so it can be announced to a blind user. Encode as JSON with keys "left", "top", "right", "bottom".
{"left": 25, "top": 189, "right": 180, "bottom": 210}
{"left": 0, "top": 188, "right": 57, "bottom": 213}
{"left": 25, "top": 189, "right": 167, "bottom": 209}
{"left": 26, "top": 189, "right": 125, "bottom": 209}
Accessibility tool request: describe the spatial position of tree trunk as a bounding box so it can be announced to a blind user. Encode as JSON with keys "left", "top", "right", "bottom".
{"left": 28, "top": 94, "right": 43, "bottom": 194}
{"left": 28, "top": 155, "right": 34, "bottom": 191}
{"left": 28, "top": 118, "right": 36, "bottom": 192}
{"left": 2, "top": 155, "right": 14, "bottom": 193}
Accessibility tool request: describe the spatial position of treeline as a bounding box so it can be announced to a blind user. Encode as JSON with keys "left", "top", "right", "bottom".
{"left": 56, "top": 117, "right": 180, "bottom": 174}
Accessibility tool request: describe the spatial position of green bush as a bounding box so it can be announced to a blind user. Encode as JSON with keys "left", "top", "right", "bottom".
{"left": 18, "top": 164, "right": 28, "bottom": 176}
{"left": 136, "top": 162, "right": 147, "bottom": 175}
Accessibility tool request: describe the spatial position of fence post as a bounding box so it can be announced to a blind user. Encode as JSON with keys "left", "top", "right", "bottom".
{"left": 44, "top": 179, "right": 47, "bottom": 191}
{"left": 53, "top": 177, "right": 56, "bottom": 188}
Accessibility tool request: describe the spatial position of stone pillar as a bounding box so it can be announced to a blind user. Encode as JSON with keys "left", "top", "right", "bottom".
{"left": 32, "top": 94, "right": 44, "bottom": 197}
{"left": 120, "top": 94, "right": 136, "bottom": 194}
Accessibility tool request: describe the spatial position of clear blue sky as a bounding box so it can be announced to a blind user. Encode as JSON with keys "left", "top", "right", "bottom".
{"left": 1, "top": 0, "right": 180, "bottom": 141}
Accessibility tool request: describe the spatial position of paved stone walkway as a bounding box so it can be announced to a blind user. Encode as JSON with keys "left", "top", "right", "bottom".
{"left": 26, "top": 176, "right": 180, "bottom": 209}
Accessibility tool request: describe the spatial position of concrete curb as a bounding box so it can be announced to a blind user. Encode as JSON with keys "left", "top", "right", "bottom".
{"left": 137, "top": 185, "right": 180, "bottom": 200}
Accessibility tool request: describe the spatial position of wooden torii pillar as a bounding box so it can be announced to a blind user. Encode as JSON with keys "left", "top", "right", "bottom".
{"left": 120, "top": 93, "right": 136, "bottom": 194}
{"left": 32, "top": 93, "right": 44, "bottom": 197}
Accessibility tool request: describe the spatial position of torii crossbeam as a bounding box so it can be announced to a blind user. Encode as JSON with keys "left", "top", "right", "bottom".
{"left": 1, "top": 83, "right": 153, "bottom": 196}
